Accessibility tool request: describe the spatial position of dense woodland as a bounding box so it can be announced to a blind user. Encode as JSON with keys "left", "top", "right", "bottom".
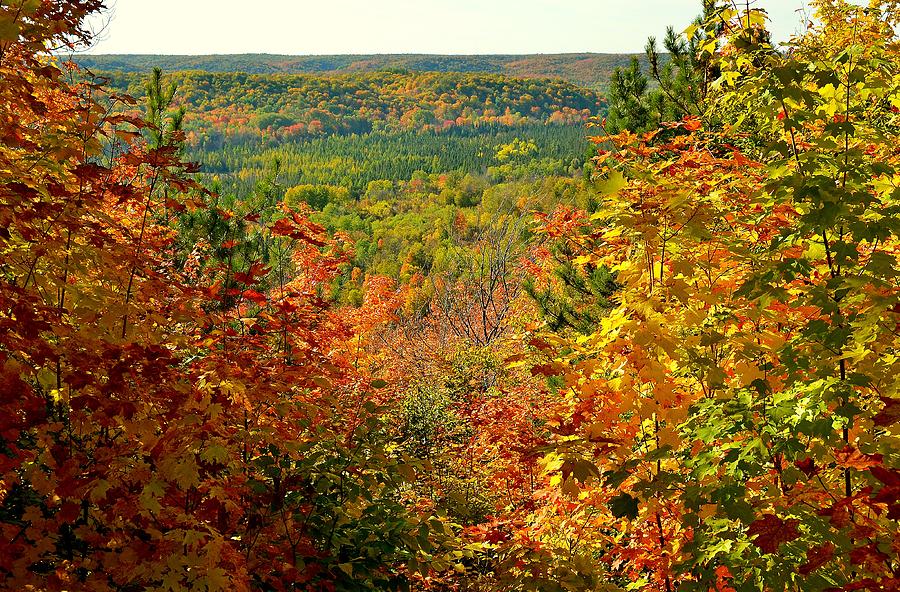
{"left": 94, "top": 70, "right": 603, "bottom": 142}
{"left": 2, "top": 1, "right": 900, "bottom": 592}
{"left": 92, "top": 68, "right": 601, "bottom": 303}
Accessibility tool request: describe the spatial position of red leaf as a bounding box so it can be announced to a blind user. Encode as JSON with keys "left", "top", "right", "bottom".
{"left": 528, "top": 337, "right": 552, "bottom": 351}
{"left": 747, "top": 514, "right": 800, "bottom": 554}
{"left": 799, "top": 542, "right": 834, "bottom": 575}
{"left": 870, "top": 466, "right": 900, "bottom": 488}
{"left": 530, "top": 363, "right": 561, "bottom": 377}
{"left": 57, "top": 501, "right": 81, "bottom": 523}
{"left": 682, "top": 117, "right": 702, "bottom": 131}
{"left": 164, "top": 197, "right": 186, "bottom": 212}
{"left": 248, "top": 262, "right": 271, "bottom": 278}
{"left": 795, "top": 457, "right": 819, "bottom": 478}
{"left": 234, "top": 262, "right": 270, "bottom": 285}
{"left": 820, "top": 487, "right": 876, "bottom": 529}
{"left": 873, "top": 397, "right": 900, "bottom": 427}
{"left": 233, "top": 272, "right": 253, "bottom": 285}
{"left": 270, "top": 216, "right": 328, "bottom": 246}
{"left": 242, "top": 290, "right": 267, "bottom": 305}
{"left": 271, "top": 218, "right": 297, "bottom": 237}
{"left": 849, "top": 544, "right": 889, "bottom": 570}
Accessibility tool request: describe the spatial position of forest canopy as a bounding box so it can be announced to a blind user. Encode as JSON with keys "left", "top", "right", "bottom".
{"left": 2, "top": 1, "right": 900, "bottom": 592}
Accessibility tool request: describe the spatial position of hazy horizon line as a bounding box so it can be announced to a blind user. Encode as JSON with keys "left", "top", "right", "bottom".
{"left": 75, "top": 51, "right": 649, "bottom": 57}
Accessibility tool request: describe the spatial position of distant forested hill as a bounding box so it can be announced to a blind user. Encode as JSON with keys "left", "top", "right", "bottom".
{"left": 72, "top": 53, "right": 647, "bottom": 89}
{"left": 99, "top": 70, "right": 604, "bottom": 146}
{"left": 89, "top": 68, "right": 602, "bottom": 202}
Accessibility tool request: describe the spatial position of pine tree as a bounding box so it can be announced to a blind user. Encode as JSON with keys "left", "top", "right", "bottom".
{"left": 144, "top": 67, "right": 186, "bottom": 150}
{"left": 605, "top": 0, "right": 720, "bottom": 133}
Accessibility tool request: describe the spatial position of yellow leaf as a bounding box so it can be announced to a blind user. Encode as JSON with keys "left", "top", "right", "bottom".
{"left": 90, "top": 479, "right": 111, "bottom": 503}
{"left": 663, "top": 405, "right": 690, "bottom": 424}
{"left": 396, "top": 464, "right": 417, "bottom": 482}
{"left": 140, "top": 479, "right": 166, "bottom": 514}
{"left": 200, "top": 444, "right": 229, "bottom": 464}
{"left": 312, "top": 376, "right": 333, "bottom": 389}
{"left": 657, "top": 426, "right": 681, "bottom": 449}
{"left": 598, "top": 170, "right": 627, "bottom": 196}
{"left": 733, "top": 361, "right": 765, "bottom": 386}
{"left": 561, "top": 476, "right": 580, "bottom": 498}
{"left": 199, "top": 567, "right": 230, "bottom": 592}
{"left": 174, "top": 457, "right": 201, "bottom": 490}
{"left": 699, "top": 504, "right": 718, "bottom": 519}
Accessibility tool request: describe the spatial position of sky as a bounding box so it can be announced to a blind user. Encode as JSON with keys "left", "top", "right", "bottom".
{"left": 84, "top": 0, "right": 817, "bottom": 56}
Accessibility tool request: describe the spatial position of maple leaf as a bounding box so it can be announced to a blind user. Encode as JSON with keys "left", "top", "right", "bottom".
{"left": 587, "top": 421, "right": 620, "bottom": 444}
{"left": 173, "top": 458, "right": 201, "bottom": 490}
{"left": 233, "top": 262, "right": 270, "bottom": 285}
{"left": 164, "top": 197, "right": 186, "bottom": 212}
{"left": 609, "top": 493, "right": 639, "bottom": 519}
{"left": 795, "top": 457, "right": 820, "bottom": 478}
{"left": 747, "top": 514, "right": 800, "bottom": 554}
{"left": 834, "top": 447, "right": 883, "bottom": 470}
{"left": 241, "top": 290, "right": 267, "bottom": 305}
{"left": 873, "top": 397, "right": 900, "bottom": 427}
{"left": 530, "top": 363, "right": 561, "bottom": 377}
{"left": 56, "top": 501, "right": 81, "bottom": 523}
{"left": 799, "top": 542, "right": 834, "bottom": 575}
{"left": 870, "top": 466, "right": 900, "bottom": 488}
{"left": 199, "top": 567, "right": 231, "bottom": 592}
{"left": 849, "top": 544, "right": 889, "bottom": 571}
{"left": 682, "top": 117, "right": 702, "bottom": 131}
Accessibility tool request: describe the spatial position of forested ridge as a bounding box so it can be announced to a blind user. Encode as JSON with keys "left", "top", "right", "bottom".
{"left": 95, "top": 70, "right": 603, "bottom": 142}
{"left": 73, "top": 53, "right": 650, "bottom": 90}
{"left": 2, "top": 1, "right": 900, "bottom": 592}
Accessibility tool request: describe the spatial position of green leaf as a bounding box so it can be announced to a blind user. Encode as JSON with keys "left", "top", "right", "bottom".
{"left": 200, "top": 444, "right": 229, "bottom": 464}
{"left": 609, "top": 493, "right": 639, "bottom": 519}
{"left": 0, "top": 20, "right": 19, "bottom": 42}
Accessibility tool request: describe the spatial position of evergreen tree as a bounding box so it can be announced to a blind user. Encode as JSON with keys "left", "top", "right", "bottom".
{"left": 144, "top": 67, "right": 186, "bottom": 149}
{"left": 605, "top": 0, "right": 720, "bottom": 133}
{"left": 604, "top": 57, "right": 653, "bottom": 134}
{"left": 524, "top": 252, "right": 618, "bottom": 335}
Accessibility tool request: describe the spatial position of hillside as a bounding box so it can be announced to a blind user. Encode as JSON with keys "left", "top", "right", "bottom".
{"left": 8, "top": 4, "right": 900, "bottom": 592}
{"left": 99, "top": 70, "right": 604, "bottom": 148}
{"left": 73, "top": 52, "right": 648, "bottom": 89}
{"left": 96, "top": 69, "right": 599, "bottom": 216}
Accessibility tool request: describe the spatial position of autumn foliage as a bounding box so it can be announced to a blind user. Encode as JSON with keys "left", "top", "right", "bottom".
{"left": 4, "top": 1, "right": 900, "bottom": 592}
{"left": 0, "top": 2, "right": 458, "bottom": 590}
{"left": 508, "top": 2, "right": 900, "bottom": 591}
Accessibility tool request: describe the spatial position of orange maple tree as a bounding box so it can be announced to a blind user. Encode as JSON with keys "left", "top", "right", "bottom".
{"left": 501, "top": 2, "right": 900, "bottom": 591}
{"left": 0, "top": 2, "right": 462, "bottom": 591}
